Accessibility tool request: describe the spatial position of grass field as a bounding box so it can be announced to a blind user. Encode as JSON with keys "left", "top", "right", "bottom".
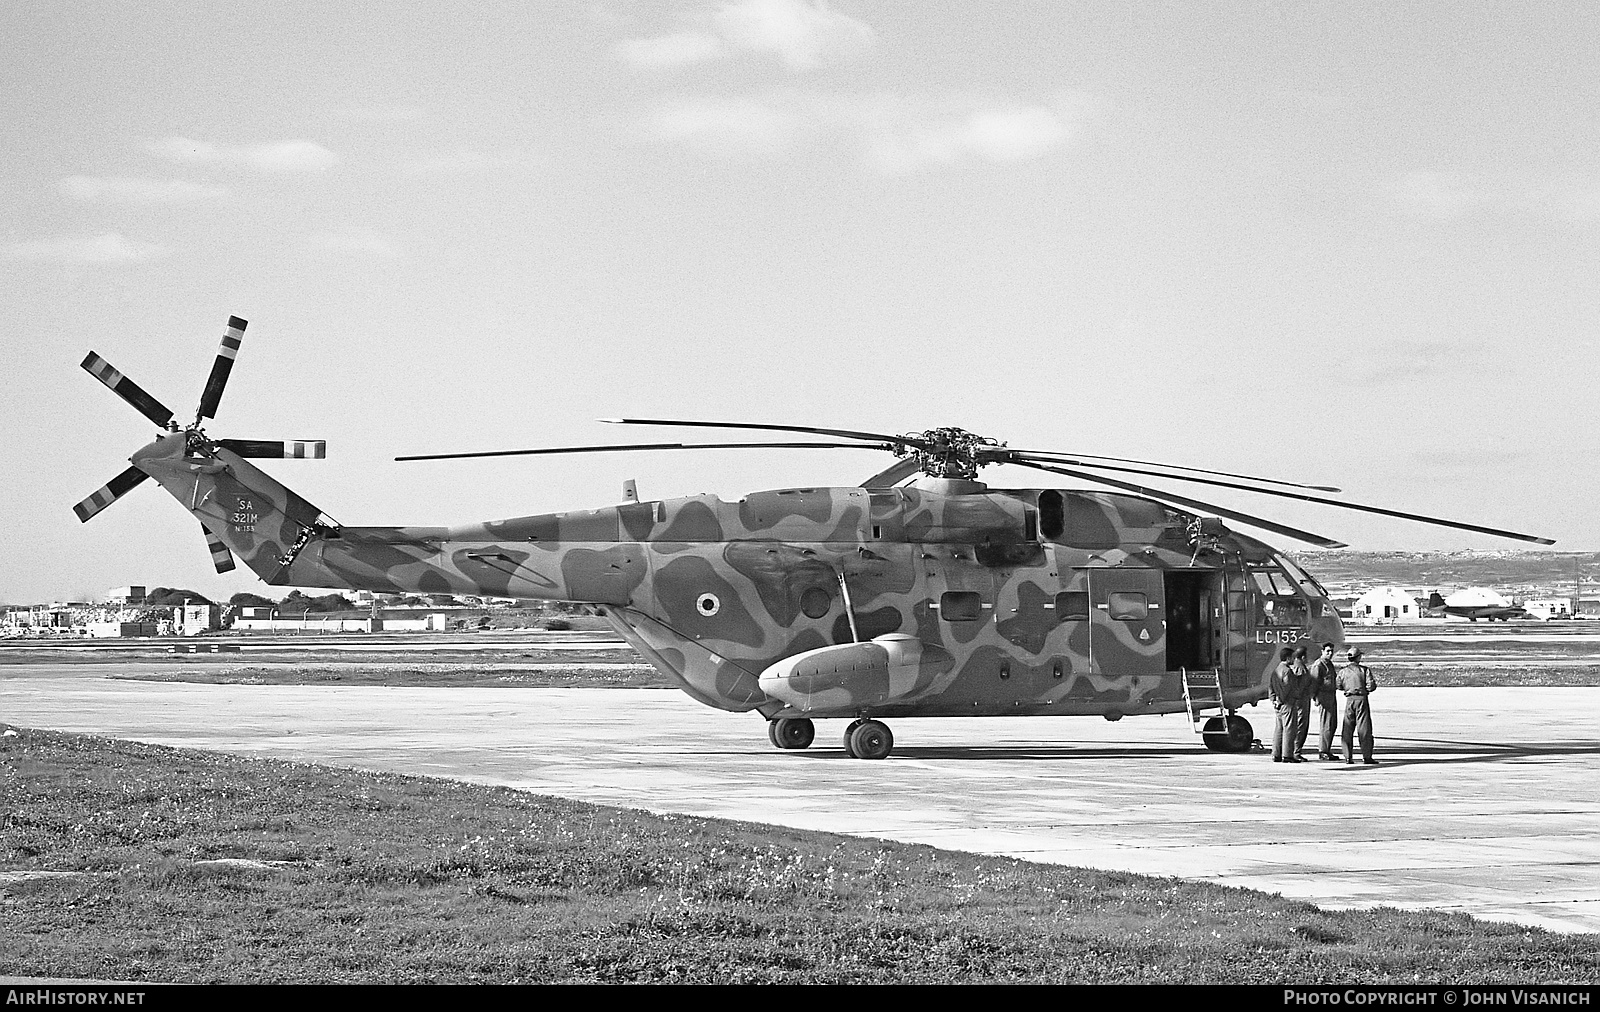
{"left": 4, "top": 724, "right": 1598, "bottom": 984}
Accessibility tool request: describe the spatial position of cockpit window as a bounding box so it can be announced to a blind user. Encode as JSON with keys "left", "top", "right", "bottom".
{"left": 1251, "top": 570, "right": 1296, "bottom": 597}
{"left": 1252, "top": 564, "right": 1309, "bottom": 627}
{"left": 1274, "top": 553, "right": 1331, "bottom": 598}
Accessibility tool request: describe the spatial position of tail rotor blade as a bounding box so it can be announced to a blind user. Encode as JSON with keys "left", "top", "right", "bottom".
{"left": 201, "top": 523, "right": 236, "bottom": 573}
{"left": 217, "top": 439, "right": 326, "bottom": 459}
{"left": 73, "top": 466, "right": 150, "bottom": 523}
{"left": 195, "top": 316, "right": 247, "bottom": 422}
{"left": 81, "top": 353, "right": 174, "bottom": 429}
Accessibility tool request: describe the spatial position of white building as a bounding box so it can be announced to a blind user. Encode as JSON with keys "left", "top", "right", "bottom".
{"left": 1351, "top": 586, "right": 1422, "bottom": 622}
{"left": 1525, "top": 598, "right": 1573, "bottom": 621}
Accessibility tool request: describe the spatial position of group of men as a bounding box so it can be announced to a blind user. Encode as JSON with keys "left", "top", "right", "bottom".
{"left": 1269, "top": 642, "right": 1379, "bottom": 765}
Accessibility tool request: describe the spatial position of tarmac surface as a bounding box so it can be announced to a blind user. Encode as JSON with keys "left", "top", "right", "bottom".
{"left": 4, "top": 661, "right": 1600, "bottom": 933}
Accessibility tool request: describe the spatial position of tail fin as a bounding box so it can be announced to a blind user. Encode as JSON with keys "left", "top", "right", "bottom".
{"left": 134, "top": 433, "right": 332, "bottom": 585}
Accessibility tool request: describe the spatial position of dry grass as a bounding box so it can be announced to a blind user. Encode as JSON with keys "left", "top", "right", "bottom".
{"left": 3, "top": 725, "right": 1597, "bottom": 984}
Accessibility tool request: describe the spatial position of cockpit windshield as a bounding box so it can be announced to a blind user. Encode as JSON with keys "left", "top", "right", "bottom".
{"left": 1252, "top": 561, "right": 1309, "bottom": 627}
{"left": 1273, "top": 553, "right": 1330, "bottom": 599}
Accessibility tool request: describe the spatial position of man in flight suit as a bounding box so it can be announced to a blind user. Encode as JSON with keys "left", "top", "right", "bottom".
{"left": 1306, "top": 642, "right": 1340, "bottom": 760}
{"left": 1338, "top": 646, "right": 1379, "bottom": 765}
{"left": 1270, "top": 647, "right": 1305, "bottom": 763}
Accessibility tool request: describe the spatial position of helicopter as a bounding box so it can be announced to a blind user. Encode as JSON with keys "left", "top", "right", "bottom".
{"left": 74, "top": 317, "right": 1554, "bottom": 760}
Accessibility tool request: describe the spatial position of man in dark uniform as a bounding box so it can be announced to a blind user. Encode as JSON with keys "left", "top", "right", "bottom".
{"left": 1307, "top": 642, "right": 1340, "bottom": 760}
{"left": 1338, "top": 646, "right": 1379, "bottom": 765}
{"left": 1269, "top": 647, "right": 1305, "bottom": 763}
{"left": 1290, "top": 645, "right": 1314, "bottom": 760}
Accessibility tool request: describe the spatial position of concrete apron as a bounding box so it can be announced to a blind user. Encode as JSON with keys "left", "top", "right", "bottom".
{"left": 3, "top": 671, "right": 1598, "bottom": 934}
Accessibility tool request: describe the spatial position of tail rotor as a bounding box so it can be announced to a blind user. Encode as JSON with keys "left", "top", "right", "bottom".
{"left": 74, "top": 316, "right": 327, "bottom": 562}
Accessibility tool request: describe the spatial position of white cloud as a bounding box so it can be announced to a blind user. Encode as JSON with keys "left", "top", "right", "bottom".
{"left": 1520, "top": 175, "right": 1600, "bottom": 222}
{"left": 1, "top": 233, "right": 169, "bottom": 264}
{"left": 58, "top": 175, "right": 230, "bottom": 203}
{"left": 1385, "top": 171, "right": 1600, "bottom": 223}
{"left": 1386, "top": 171, "right": 1485, "bottom": 220}
{"left": 642, "top": 89, "right": 1096, "bottom": 173}
{"left": 613, "top": 32, "right": 726, "bottom": 68}
{"left": 864, "top": 102, "right": 1077, "bottom": 175}
{"left": 616, "top": 0, "right": 874, "bottom": 72}
{"left": 714, "top": 0, "right": 875, "bottom": 70}
{"left": 148, "top": 137, "right": 340, "bottom": 172}
{"left": 306, "top": 228, "right": 401, "bottom": 259}
{"left": 403, "top": 150, "right": 524, "bottom": 175}
{"left": 333, "top": 104, "right": 429, "bottom": 123}
{"left": 648, "top": 96, "right": 799, "bottom": 156}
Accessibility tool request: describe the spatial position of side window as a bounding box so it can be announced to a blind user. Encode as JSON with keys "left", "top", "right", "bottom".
{"left": 939, "top": 591, "right": 983, "bottom": 622}
{"left": 799, "top": 586, "right": 832, "bottom": 619}
{"left": 1108, "top": 591, "right": 1149, "bottom": 621}
{"left": 1054, "top": 591, "right": 1089, "bottom": 621}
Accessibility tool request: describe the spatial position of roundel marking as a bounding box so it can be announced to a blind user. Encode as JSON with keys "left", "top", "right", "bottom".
{"left": 696, "top": 593, "right": 721, "bottom": 617}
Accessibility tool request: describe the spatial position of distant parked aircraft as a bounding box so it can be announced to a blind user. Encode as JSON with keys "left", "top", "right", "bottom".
{"left": 1427, "top": 590, "right": 1528, "bottom": 622}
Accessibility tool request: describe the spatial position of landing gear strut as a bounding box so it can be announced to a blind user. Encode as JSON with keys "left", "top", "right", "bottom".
{"left": 1201, "top": 714, "right": 1255, "bottom": 753}
{"left": 843, "top": 718, "right": 894, "bottom": 760}
{"left": 767, "top": 717, "right": 815, "bottom": 750}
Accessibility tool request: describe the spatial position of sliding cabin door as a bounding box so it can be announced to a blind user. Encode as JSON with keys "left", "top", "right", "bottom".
{"left": 1083, "top": 567, "right": 1166, "bottom": 677}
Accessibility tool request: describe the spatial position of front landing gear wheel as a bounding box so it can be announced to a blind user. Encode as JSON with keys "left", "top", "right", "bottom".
{"left": 847, "top": 719, "right": 894, "bottom": 760}
{"left": 1202, "top": 715, "right": 1254, "bottom": 753}
{"left": 768, "top": 717, "right": 815, "bottom": 750}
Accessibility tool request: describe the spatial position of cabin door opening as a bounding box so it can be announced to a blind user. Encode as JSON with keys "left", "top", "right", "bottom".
{"left": 1164, "top": 570, "right": 1222, "bottom": 672}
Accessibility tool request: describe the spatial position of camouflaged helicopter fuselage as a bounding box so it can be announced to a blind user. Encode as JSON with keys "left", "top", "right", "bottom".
{"left": 133, "top": 434, "right": 1346, "bottom": 719}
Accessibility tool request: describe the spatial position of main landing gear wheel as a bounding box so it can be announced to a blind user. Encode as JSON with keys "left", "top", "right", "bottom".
{"left": 841, "top": 718, "right": 865, "bottom": 757}
{"left": 1202, "top": 715, "right": 1254, "bottom": 753}
{"left": 768, "top": 717, "right": 815, "bottom": 750}
{"left": 846, "top": 719, "right": 894, "bottom": 760}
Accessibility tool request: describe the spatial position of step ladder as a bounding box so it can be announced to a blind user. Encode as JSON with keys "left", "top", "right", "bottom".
{"left": 1181, "top": 667, "right": 1228, "bottom": 741}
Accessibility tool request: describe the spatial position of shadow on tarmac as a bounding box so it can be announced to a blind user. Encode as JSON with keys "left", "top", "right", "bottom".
{"left": 740, "top": 736, "right": 1600, "bottom": 765}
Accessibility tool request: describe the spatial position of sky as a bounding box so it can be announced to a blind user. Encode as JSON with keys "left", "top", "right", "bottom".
{"left": 2, "top": 1, "right": 1597, "bottom": 604}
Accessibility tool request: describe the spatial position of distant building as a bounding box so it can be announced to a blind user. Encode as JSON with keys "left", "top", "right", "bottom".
{"left": 107, "top": 586, "right": 146, "bottom": 605}
{"left": 177, "top": 603, "right": 223, "bottom": 636}
{"left": 1525, "top": 599, "right": 1574, "bottom": 621}
{"left": 1351, "top": 586, "right": 1421, "bottom": 622}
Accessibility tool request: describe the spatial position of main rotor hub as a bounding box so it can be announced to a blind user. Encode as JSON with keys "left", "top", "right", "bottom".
{"left": 895, "top": 426, "right": 1007, "bottom": 480}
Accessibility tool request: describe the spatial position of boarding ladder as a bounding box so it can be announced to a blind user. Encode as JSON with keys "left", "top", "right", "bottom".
{"left": 1181, "top": 667, "right": 1228, "bottom": 741}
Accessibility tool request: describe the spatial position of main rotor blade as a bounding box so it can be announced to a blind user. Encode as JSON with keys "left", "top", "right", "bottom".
{"left": 1003, "top": 449, "right": 1339, "bottom": 493}
{"left": 81, "top": 353, "right": 174, "bottom": 429}
{"left": 602, "top": 417, "right": 926, "bottom": 450}
{"left": 395, "top": 441, "right": 877, "bottom": 462}
{"left": 1010, "top": 459, "right": 1349, "bottom": 549}
{"left": 195, "top": 316, "right": 247, "bottom": 422}
{"left": 861, "top": 457, "right": 924, "bottom": 488}
{"left": 1010, "top": 453, "right": 1552, "bottom": 545}
{"left": 73, "top": 465, "right": 150, "bottom": 523}
{"left": 218, "top": 439, "right": 326, "bottom": 459}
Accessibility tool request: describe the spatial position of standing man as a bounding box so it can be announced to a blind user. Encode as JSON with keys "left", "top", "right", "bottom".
{"left": 1269, "top": 647, "right": 1303, "bottom": 763}
{"left": 1338, "top": 646, "right": 1379, "bottom": 765}
{"left": 1307, "top": 642, "right": 1340, "bottom": 760}
{"left": 1290, "top": 646, "right": 1314, "bottom": 760}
